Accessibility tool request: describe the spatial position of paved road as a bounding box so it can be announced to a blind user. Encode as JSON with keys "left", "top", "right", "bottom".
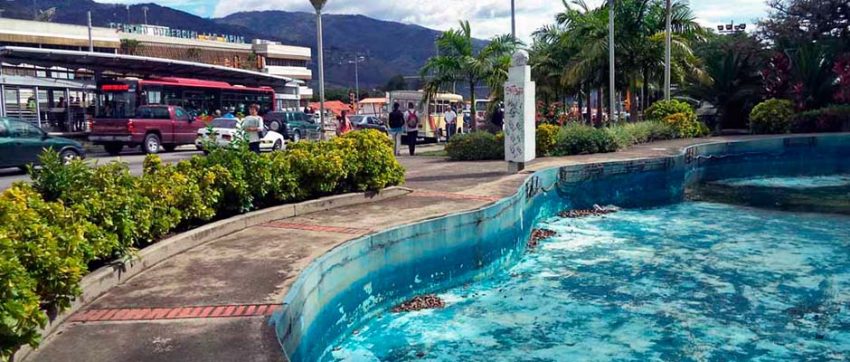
{"left": 0, "top": 149, "right": 202, "bottom": 190}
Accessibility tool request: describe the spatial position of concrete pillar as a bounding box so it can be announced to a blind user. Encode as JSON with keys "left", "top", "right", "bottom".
{"left": 34, "top": 86, "right": 41, "bottom": 129}
{"left": 503, "top": 50, "right": 536, "bottom": 173}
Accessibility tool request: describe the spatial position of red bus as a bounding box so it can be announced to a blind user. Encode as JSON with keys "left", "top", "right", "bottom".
{"left": 96, "top": 77, "right": 275, "bottom": 120}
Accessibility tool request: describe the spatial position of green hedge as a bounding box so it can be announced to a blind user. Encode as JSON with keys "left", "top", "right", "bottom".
{"left": 645, "top": 99, "right": 695, "bottom": 122}
{"left": 0, "top": 130, "right": 403, "bottom": 359}
{"left": 445, "top": 132, "right": 505, "bottom": 161}
{"left": 750, "top": 98, "right": 795, "bottom": 134}
{"left": 792, "top": 104, "right": 850, "bottom": 133}
{"left": 445, "top": 121, "right": 684, "bottom": 161}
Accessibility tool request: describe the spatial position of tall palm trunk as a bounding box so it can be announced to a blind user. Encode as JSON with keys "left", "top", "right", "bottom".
{"left": 584, "top": 82, "right": 592, "bottom": 123}
{"left": 577, "top": 84, "right": 584, "bottom": 124}
{"left": 642, "top": 67, "right": 650, "bottom": 120}
{"left": 469, "top": 79, "right": 477, "bottom": 132}
{"left": 596, "top": 87, "right": 603, "bottom": 126}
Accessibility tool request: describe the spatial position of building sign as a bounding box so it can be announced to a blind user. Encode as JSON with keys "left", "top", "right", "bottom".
{"left": 108, "top": 23, "right": 246, "bottom": 44}
{"left": 100, "top": 84, "right": 130, "bottom": 92}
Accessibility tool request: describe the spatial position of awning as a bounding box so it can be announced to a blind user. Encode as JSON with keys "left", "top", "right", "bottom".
{"left": 0, "top": 46, "right": 303, "bottom": 89}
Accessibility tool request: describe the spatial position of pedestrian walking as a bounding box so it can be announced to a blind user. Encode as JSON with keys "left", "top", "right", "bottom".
{"left": 388, "top": 102, "right": 405, "bottom": 156}
{"left": 444, "top": 105, "right": 458, "bottom": 141}
{"left": 242, "top": 104, "right": 265, "bottom": 153}
{"left": 405, "top": 102, "right": 419, "bottom": 156}
{"left": 336, "top": 110, "right": 352, "bottom": 136}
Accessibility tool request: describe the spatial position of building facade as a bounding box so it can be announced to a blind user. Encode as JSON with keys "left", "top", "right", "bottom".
{"left": 0, "top": 18, "right": 313, "bottom": 131}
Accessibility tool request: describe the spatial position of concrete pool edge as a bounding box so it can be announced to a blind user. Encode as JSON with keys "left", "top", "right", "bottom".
{"left": 273, "top": 133, "right": 850, "bottom": 361}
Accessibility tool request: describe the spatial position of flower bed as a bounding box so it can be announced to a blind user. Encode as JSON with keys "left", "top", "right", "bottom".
{"left": 0, "top": 130, "right": 404, "bottom": 360}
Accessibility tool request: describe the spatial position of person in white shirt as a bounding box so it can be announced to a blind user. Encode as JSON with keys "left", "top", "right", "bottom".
{"left": 241, "top": 104, "right": 264, "bottom": 153}
{"left": 444, "top": 106, "right": 458, "bottom": 141}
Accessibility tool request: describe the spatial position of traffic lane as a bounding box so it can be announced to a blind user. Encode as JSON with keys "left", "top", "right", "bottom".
{"left": 0, "top": 150, "right": 202, "bottom": 191}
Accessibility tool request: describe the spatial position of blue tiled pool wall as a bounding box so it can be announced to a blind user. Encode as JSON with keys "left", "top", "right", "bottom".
{"left": 273, "top": 134, "right": 850, "bottom": 362}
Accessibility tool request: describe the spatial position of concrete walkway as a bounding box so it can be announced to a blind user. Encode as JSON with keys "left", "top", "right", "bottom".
{"left": 26, "top": 135, "right": 778, "bottom": 362}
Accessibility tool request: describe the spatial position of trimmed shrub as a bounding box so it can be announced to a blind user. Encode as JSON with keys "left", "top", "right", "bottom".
{"left": 552, "top": 123, "right": 618, "bottom": 156}
{"left": 750, "top": 98, "right": 795, "bottom": 134}
{"left": 446, "top": 132, "right": 505, "bottom": 161}
{"left": 1, "top": 134, "right": 405, "bottom": 357}
{"left": 663, "top": 112, "right": 711, "bottom": 138}
{"left": 333, "top": 130, "right": 405, "bottom": 192}
{"left": 0, "top": 230, "right": 46, "bottom": 360}
{"left": 645, "top": 99, "right": 695, "bottom": 122}
{"left": 792, "top": 104, "right": 850, "bottom": 133}
{"left": 536, "top": 124, "right": 559, "bottom": 157}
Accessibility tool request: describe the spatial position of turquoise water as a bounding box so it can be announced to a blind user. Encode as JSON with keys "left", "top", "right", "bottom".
{"left": 327, "top": 179, "right": 850, "bottom": 361}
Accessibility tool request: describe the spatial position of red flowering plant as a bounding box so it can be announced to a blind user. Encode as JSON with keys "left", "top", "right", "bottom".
{"left": 833, "top": 54, "right": 850, "bottom": 104}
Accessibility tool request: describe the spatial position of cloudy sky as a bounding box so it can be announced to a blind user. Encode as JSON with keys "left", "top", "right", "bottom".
{"left": 104, "top": 0, "right": 770, "bottom": 42}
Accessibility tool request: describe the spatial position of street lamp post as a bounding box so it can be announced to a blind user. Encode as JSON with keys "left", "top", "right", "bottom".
{"left": 664, "top": 0, "right": 671, "bottom": 100}
{"left": 348, "top": 55, "right": 364, "bottom": 104}
{"left": 717, "top": 21, "right": 747, "bottom": 35}
{"left": 143, "top": 6, "right": 149, "bottom": 25}
{"left": 510, "top": 0, "right": 516, "bottom": 40}
{"left": 310, "top": 0, "right": 328, "bottom": 139}
{"left": 608, "top": 0, "right": 616, "bottom": 123}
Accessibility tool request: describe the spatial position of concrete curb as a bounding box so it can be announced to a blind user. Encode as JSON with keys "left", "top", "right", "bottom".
{"left": 14, "top": 186, "right": 412, "bottom": 361}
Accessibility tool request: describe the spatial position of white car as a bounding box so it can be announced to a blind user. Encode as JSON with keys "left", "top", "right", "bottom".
{"left": 196, "top": 117, "right": 286, "bottom": 152}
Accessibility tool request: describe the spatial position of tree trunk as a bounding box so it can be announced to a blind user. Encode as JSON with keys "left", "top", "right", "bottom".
{"left": 642, "top": 67, "right": 650, "bottom": 120}
{"left": 469, "top": 79, "right": 477, "bottom": 132}
{"left": 584, "top": 82, "right": 592, "bottom": 123}
{"left": 577, "top": 84, "right": 584, "bottom": 124}
{"left": 596, "top": 87, "right": 603, "bottom": 127}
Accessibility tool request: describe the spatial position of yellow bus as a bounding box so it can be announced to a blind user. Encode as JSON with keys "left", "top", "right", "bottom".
{"left": 387, "top": 90, "right": 463, "bottom": 142}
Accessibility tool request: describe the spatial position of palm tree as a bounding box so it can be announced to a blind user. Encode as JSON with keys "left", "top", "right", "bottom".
{"left": 310, "top": 0, "right": 328, "bottom": 138}
{"left": 421, "top": 21, "right": 518, "bottom": 131}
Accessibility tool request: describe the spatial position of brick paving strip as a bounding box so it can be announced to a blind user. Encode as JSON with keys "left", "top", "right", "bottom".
{"left": 69, "top": 304, "right": 280, "bottom": 323}
{"left": 410, "top": 190, "right": 501, "bottom": 202}
{"left": 260, "top": 221, "right": 371, "bottom": 234}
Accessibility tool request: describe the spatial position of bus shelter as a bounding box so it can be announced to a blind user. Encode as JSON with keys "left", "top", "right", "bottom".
{"left": 0, "top": 46, "right": 301, "bottom": 133}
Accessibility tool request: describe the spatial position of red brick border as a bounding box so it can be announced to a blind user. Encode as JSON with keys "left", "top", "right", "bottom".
{"left": 261, "top": 222, "right": 371, "bottom": 235}
{"left": 411, "top": 190, "right": 500, "bottom": 202}
{"left": 69, "top": 304, "right": 281, "bottom": 323}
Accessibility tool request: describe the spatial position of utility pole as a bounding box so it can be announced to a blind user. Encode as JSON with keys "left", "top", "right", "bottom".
{"left": 510, "top": 0, "right": 516, "bottom": 40}
{"left": 87, "top": 11, "right": 93, "bottom": 52}
{"left": 664, "top": 0, "right": 671, "bottom": 100}
{"left": 315, "top": 8, "right": 326, "bottom": 138}
{"left": 126, "top": 5, "right": 130, "bottom": 24}
{"left": 143, "top": 6, "right": 149, "bottom": 25}
{"left": 350, "top": 55, "right": 362, "bottom": 104}
{"left": 608, "top": 0, "right": 616, "bottom": 123}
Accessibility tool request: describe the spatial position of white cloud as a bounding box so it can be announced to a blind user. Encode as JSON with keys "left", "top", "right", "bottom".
{"left": 107, "top": 1, "right": 772, "bottom": 42}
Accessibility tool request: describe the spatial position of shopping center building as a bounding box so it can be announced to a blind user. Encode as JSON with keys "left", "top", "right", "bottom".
{"left": 0, "top": 18, "right": 313, "bottom": 132}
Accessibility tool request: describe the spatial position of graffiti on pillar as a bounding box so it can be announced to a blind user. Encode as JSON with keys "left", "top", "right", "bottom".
{"left": 504, "top": 84, "right": 525, "bottom": 161}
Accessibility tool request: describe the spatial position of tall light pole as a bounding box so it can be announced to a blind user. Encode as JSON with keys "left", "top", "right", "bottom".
{"left": 143, "top": 6, "right": 149, "bottom": 25}
{"left": 510, "top": 0, "right": 516, "bottom": 40}
{"left": 608, "top": 0, "right": 616, "bottom": 123}
{"left": 87, "top": 11, "right": 93, "bottom": 52}
{"left": 310, "top": 0, "right": 328, "bottom": 139}
{"left": 664, "top": 0, "right": 671, "bottom": 100}
{"left": 349, "top": 55, "right": 364, "bottom": 104}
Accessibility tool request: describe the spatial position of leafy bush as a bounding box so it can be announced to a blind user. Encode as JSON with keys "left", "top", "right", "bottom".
{"left": 663, "top": 112, "right": 711, "bottom": 138}
{"left": 333, "top": 130, "right": 405, "bottom": 191}
{"left": 1, "top": 135, "right": 405, "bottom": 358}
{"left": 552, "top": 123, "right": 618, "bottom": 156}
{"left": 645, "top": 99, "right": 695, "bottom": 122}
{"left": 536, "top": 124, "right": 559, "bottom": 157}
{"left": 750, "top": 98, "right": 795, "bottom": 134}
{"left": 0, "top": 231, "right": 45, "bottom": 360}
{"left": 792, "top": 104, "right": 850, "bottom": 133}
{"left": 446, "top": 132, "right": 505, "bottom": 161}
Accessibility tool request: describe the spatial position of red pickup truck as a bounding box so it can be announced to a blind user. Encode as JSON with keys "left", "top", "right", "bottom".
{"left": 89, "top": 105, "right": 203, "bottom": 155}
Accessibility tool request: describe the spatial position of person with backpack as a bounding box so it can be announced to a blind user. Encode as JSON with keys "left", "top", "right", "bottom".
{"left": 388, "top": 102, "right": 405, "bottom": 156}
{"left": 405, "top": 102, "right": 419, "bottom": 155}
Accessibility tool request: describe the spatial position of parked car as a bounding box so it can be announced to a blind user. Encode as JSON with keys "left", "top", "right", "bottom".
{"left": 0, "top": 117, "right": 85, "bottom": 169}
{"left": 262, "top": 111, "right": 322, "bottom": 143}
{"left": 350, "top": 115, "right": 388, "bottom": 134}
{"left": 195, "top": 118, "right": 285, "bottom": 152}
{"left": 90, "top": 105, "right": 202, "bottom": 155}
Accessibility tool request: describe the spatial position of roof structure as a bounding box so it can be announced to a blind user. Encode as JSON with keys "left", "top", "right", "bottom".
{"left": 0, "top": 46, "right": 302, "bottom": 88}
